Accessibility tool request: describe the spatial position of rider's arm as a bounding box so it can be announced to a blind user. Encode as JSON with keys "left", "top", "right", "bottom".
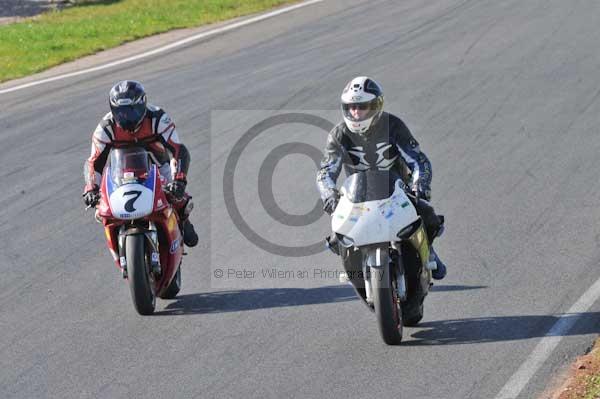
{"left": 156, "top": 112, "right": 190, "bottom": 182}
{"left": 393, "top": 118, "right": 432, "bottom": 195}
{"left": 316, "top": 126, "right": 345, "bottom": 201}
{"left": 83, "top": 118, "right": 112, "bottom": 192}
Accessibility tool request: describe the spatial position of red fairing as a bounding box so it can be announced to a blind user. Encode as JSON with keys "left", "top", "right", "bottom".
{"left": 153, "top": 171, "right": 169, "bottom": 213}
{"left": 151, "top": 208, "right": 183, "bottom": 294}
{"left": 102, "top": 221, "right": 121, "bottom": 270}
{"left": 97, "top": 171, "right": 114, "bottom": 219}
{"left": 98, "top": 165, "right": 123, "bottom": 270}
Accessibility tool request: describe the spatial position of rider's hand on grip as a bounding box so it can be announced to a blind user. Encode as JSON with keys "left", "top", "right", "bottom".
{"left": 165, "top": 179, "right": 186, "bottom": 199}
{"left": 412, "top": 183, "right": 431, "bottom": 202}
{"left": 83, "top": 188, "right": 100, "bottom": 208}
{"left": 323, "top": 189, "right": 340, "bottom": 215}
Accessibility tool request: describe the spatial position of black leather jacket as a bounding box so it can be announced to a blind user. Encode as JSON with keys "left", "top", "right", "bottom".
{"left": 316, "top": 112, "right": 432, "bottom": 200}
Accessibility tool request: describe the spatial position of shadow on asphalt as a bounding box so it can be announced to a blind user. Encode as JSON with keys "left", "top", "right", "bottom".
{"left": 154, "top": 285, "right": 357, "bottom": 315}
{"left": 429, "top": 284, "right": 488, "bottom": 292}
{"left": 155, "top": 284, "right": 488, "bottom": 316}
{"left": 406, "top": 312, "right": 600, "bottom": 345}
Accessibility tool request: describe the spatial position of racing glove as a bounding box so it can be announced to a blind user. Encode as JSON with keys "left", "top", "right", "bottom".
{"left": 412, "top": 183, "right": 431, "bottom": 202}
{"left": 165, "top": 179, "right": 187, "bottom": 199}
{"left": 83, "top": 187, "right": 100, "bottom": 208}
{"left": 323, "top": 189, "right": 340, "bottom": 215}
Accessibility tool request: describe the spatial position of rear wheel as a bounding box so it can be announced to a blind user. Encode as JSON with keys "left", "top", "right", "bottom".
{"left": 371, "top": 252, "right": 403, "bottom": 345}
{"left": 160, "top": 265, "right": 181, "bottom": 299}
{"left": 126, "top": 234, "right": 156, "bottom": 315}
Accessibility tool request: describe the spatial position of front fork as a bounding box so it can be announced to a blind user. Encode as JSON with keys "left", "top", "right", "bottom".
{"left": 117, "top": 222, "right": 161, "bottom": 279}
{"left": 362, "top": 245, "right": 407, "bottom": 305}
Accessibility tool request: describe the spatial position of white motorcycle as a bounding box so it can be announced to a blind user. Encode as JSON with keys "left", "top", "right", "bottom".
{"left": 329, "top": 170, "right": 436, "bottom": 345}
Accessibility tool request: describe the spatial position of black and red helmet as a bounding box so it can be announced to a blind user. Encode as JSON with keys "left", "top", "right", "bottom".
{"left": 109, "top": 80, "right": 147, "bottom": 132}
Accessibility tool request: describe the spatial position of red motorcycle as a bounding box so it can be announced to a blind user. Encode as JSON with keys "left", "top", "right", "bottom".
{"left": 94, "top": 146, "right": 184, "bottom": 315}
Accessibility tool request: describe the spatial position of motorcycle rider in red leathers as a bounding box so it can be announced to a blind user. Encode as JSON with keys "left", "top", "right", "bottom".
{"left": 82, "top": 80, "right": 198, "bottom": 247}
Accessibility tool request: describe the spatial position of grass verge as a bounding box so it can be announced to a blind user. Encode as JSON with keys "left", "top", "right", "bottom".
{"left": 554, "top": 338, "right": 600, "bottom": 399}
{"left": 0, "top": 0, "right": 299, "bottom": 83}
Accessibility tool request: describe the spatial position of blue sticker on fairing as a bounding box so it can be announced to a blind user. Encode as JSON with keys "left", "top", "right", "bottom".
{"left": 170, "top": 238, "right": 180, "bottom": 254}
{"left": 143, "top": 166, "right": 156, "bottom": 190}
{"left": 106, "top": 170, "right": 115, "bottom": 196}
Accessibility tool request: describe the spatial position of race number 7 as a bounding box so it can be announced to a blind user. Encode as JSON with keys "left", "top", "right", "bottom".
{"left": 123, "top": 190, "right": 142, "bottom": 212}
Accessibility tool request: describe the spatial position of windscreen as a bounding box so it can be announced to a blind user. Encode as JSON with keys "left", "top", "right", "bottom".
{"left": 341, "top": 170, "right": 404, "bottom": 203}
{"left": 109, "top": 147, "right": 150, "bottom": 187}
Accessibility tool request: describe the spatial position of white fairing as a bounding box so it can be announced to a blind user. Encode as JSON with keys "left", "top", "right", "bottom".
{"left": 332, "top": 181, "right": 418, "bottom": 246}
{"left": 109, "top": 183, "right": 154, "bottom": 220}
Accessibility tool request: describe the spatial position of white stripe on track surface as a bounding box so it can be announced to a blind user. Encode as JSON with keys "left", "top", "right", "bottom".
{"left": 494, "top": 276, "right": 600, "bottom": 399}
{"left": 0, "top": 0, "right": 325, "bottom": 95}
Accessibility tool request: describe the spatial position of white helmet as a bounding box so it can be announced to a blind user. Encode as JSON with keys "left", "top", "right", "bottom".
{"left": 341, "top": 76, "right": 384, "bottom": 135}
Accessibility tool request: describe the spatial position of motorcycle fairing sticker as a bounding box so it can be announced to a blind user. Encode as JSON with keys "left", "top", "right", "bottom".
{"left": 106, "top": 165, "right": 156, "bottom": 196}
{"left": 169, "top": 238, "right": 180, "bottom": 254}
{"left": 107, "top": 167, "right": 156, "bottom": 219}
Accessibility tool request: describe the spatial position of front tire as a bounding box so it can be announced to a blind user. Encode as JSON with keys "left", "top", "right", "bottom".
{"left": 402, "top": 295, "right": 424, "bottom": 326}
{"left": 371, "top": 253, "right": 403, "bottom": 345}
{"left": 126, "top": 234, "right": 156, "bottom": 315}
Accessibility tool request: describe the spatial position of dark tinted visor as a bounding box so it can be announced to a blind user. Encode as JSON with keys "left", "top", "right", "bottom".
{"left": 112, "top": 103, "right": 146, "bottom": 129}
{"left": 342, "top": 99, "right": 380, "bottom": 122}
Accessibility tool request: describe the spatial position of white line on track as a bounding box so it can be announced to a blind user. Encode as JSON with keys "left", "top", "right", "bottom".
{"left": 0, "top": 0, "right": 324, "bottom": 95}
{"left": 494, "top": 276, "right": 600, "bottom": 399}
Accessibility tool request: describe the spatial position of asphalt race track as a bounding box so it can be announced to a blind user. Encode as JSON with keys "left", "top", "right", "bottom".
{"left": 1, "top": 1, "right": 600, "bottom": 398}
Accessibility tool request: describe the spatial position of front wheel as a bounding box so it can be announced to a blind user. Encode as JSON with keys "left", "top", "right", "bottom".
{"left": 371, "top": 254, "right": 403, "bottom": 345}
{"left": 402, "top": 295, "right": 424, "bottom": 326}
{"left": 126, "top": 234, "right": 156, "bottom": 315}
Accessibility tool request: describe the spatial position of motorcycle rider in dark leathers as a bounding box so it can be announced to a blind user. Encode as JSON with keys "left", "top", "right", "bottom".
{"left": 316, "top": 76, "right": 446, "bottom": 279}
{"left": 82, "top": 80, "right": 198, "bottom": 247}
